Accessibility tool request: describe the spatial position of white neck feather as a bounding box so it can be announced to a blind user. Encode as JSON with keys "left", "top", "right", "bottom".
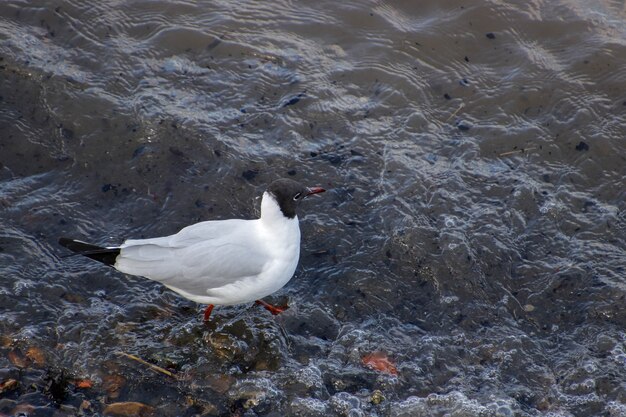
{"left": 260, "top": 192, "right": 298, "bottom": 227}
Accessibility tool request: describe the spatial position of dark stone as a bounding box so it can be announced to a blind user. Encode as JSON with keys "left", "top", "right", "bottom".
{"left": 44, "top": 368, "right": 69, "bottom": 403}
{"left": 60, "top": 127, "right": 74, "bottom": 139}
{"left": 575, "top": 141, "right": 589, "bottom": 151}
{"left": 169, "top": 146, "right": 185, "bottom": 157}
{"left": 207, "top": 37, "right": 222, "bottom": 50}
{"left": 444, "top": 93, "right": 452, "bottom": 100}
{"left": 486, "top": 32, "right": 496, "bottom": 39}
{"left": 584, "top": 201, "right": 595, "bottom": 209}
{"left": 132, "top": 145, "right": 146, "bottom": 159}
{"left": 327, "top": 154, "right": 342, "bottom": 165}
{"left": 242, "top": 169, "right": 258, "bottom": 181}
{"left": 287, "top": 169, "right": 296, "bottom": 176}
{"left": 282, "top": 92, "right": 305, "bottom": 108}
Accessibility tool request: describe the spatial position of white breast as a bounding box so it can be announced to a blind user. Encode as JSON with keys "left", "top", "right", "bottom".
{"left": 206, "top": 192, "right": 301, "bottom": 304}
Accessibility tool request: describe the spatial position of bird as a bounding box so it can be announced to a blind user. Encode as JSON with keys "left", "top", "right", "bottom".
{"left": 59, "top": 178, "right": 326, "bottom": 321}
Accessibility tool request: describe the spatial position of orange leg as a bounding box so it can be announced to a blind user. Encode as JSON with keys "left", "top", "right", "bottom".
{"left": 203, "top": 304, "right": 215, "bottom": 321}
{"left": 255, "top": 299, "right": 288, "bottom": 315}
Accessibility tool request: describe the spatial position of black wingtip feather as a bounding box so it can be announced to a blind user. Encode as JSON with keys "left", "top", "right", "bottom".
{"left": 58, "top": 237, "right": 121, "bottom": 267}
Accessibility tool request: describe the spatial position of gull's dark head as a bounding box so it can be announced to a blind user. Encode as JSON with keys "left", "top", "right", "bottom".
{"left": 266, "top": 178, "right": 326, "bottom": 218}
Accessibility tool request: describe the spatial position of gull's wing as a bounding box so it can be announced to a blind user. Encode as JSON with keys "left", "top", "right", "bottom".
{"left": 115, "top": 219, "right": 269, "bottom": 295}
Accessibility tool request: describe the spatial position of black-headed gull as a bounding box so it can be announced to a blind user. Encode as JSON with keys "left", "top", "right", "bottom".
{"left": 59, "top": 178, "right": 326, "bottom": 321}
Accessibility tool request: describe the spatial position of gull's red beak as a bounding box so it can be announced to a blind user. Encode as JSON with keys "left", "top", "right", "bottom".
{"left": 305, "top": 186, "right": 326, "bottom": 196}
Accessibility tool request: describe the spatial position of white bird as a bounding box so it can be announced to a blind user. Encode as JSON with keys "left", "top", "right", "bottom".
{"left": 59, "top": 178, "right": 326, "bottom": 321}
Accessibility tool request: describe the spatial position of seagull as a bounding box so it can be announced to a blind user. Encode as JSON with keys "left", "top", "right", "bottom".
{"left": 59, "top": 178, "right": 326, "bottom": 321}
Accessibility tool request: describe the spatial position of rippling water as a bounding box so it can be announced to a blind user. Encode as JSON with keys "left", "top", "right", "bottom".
{"left": 1, "top": 1, "right": 625, "bottom": 416}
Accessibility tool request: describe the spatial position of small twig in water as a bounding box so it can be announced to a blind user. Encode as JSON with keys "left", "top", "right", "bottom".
{"left": 445, "top": 103, "right": 465, "bottom": 122}
{"left": 117, "top": 351, "right": 177, "bottom": 379}
{"left": 498, "top": 147, "right": 537, "bottom": 157}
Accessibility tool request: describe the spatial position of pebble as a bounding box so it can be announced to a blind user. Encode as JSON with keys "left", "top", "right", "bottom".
{"left": 282, "top": 92, "right": 305, "bottom": 108}
{"left": 457, "top": 122, "right": 471, "bottom": 131}
{"left": 8, "top": 350, "right": 30, "bottom": 368}
{"left": 103, "top": 402, "right": 155, "bottom": 417}
{"left": 25, "top": 346, "right": 46, "bottom": 366}
{"left": 242, "top": 169, "right": 259, "bottom": 181}
{"left": 575, "top": 141, "right": 589, "bottom": 151}
{"left": 0, "top": 379, "right": 18, "bottom": 394}
{"left": 370, "top": 390, "right": 385, "bottom": 405}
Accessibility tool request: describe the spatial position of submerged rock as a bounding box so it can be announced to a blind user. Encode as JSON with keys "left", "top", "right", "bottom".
{"left": 103, "top": 402, "right": 155, "bottom": 417}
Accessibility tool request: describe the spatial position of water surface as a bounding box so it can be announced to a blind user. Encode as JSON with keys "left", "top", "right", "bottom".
{"left": 1, "top": 1, "right": 625, "bottom": 416}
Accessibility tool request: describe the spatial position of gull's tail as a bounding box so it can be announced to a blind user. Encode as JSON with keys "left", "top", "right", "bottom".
{"left": 58, "top": 237, "right": 120, "bottom": 267}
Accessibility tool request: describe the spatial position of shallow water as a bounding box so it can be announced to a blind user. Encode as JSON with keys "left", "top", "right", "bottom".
{"left": 1, "top": 1, "right": 625, "bottom": 416}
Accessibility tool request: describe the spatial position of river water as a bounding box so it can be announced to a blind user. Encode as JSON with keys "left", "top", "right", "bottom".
{"left": 1, "top": 1, "right": 625, "bottom": 416}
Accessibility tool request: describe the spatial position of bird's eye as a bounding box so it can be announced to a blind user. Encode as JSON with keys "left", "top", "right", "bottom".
{"left": 293, "top": 192, "right": 302, "bottom": 201}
